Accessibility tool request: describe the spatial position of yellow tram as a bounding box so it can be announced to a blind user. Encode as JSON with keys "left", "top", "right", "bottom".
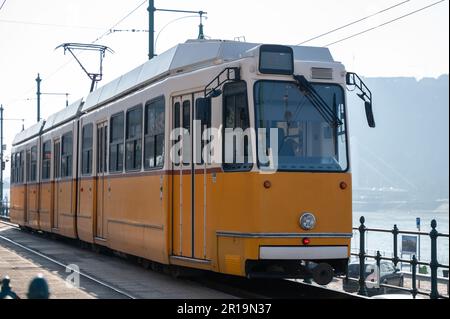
{"left": 9, "top": 40, "right": 375, "bottom": 285}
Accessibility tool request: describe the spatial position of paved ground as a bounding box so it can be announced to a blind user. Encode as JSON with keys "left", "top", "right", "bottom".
{"left": 0, "top": 223, "right": 234, "bottom": 299}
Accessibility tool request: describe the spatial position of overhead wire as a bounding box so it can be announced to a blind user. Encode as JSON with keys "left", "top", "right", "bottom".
{"left": 0, "top": 0, "right": 7, "bottom": 11}
{"left": 297, "top": 0, "right": 412, "bottom": 45}
{"left": 5, "top": 0, "right": 147, "bottom": 105}
{"left": 325, "top": 0, "right": 446, "bottom": 46}
{"left": 0, "top": 18, "right": 104, "bottom": 30}
{"left": 92, "top": 0, "right": 147, "bottom": 44}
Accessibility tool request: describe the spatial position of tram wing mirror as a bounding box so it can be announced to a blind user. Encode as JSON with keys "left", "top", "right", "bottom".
{"left": 365, "top": 101, "right": 376, "bottom": 128}
{"left": 347, "top": 72, "right": 376, "bottom": 128}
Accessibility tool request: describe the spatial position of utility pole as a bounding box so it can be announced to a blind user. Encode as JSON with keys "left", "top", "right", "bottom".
{"left": 36, "top": 73, "right": 41, "bottom": 122}
{"left": 148, "top": 1, "right": 207, "bottom": 60}
{"left": 148, "top": 0, "right": 155, "bottom": 60}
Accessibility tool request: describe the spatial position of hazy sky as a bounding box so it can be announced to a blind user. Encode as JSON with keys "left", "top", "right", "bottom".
{"left": 0, "top": 0, "right": 449, "bottom": 157}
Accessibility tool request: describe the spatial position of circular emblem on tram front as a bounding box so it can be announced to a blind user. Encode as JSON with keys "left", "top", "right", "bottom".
{"left": 299, "top": 213, "right": 316, "bottom": 231}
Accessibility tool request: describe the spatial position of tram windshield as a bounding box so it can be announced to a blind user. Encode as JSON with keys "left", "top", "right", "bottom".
{"left": 255, "top": 81, "right": 348, "bottom": 172}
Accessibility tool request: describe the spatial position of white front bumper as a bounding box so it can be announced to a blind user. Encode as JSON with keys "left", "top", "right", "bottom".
{"left": 259, "top": 246, "right": 348, "bottom": 260}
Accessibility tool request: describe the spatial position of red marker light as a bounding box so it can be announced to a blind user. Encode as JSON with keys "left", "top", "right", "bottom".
{"left": 263, "top": 181, "right": 272, "bottom": 189}
{"left": 302, "top": 238, "right": 311, "bottom": 245}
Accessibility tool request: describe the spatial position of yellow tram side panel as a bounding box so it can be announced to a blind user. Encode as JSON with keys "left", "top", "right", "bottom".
{"left": 210, "top": 172, "right": 352, "bottom": 277}
{"left": 26, "top": 183, "right": 40, "bottom": 229}
{"left": 53, "top": 179, "right": 77, "bottom": 238}
{"left": 100, "top": 174, "right": 169, "bottom": 265}
{"left": 39, "top": 181, "right": 53, "bottom": 232}
{"left": 171, "top": 171, "right": 217, "bottom": 266}
{"left": 77, "top": 178, "right": 95, "bottom": 243}
{"left": 193, "top": 172, "right": 215, "bottom": 262}
{"left": 9, "top": 185, "right": 26, "bottom": 226}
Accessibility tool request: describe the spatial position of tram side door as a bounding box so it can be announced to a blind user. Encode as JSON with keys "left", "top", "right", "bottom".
{"left": 53, "top": 139, "right": 61, "bottom": 229}
{"left": 172, "top": 95, "right": 194, "bottom": 258}
{"left": 193, "top": 93, "right": 211, "bottom": 261}
{"left": 95, "top": 122, "right": 108, "bottom": 239}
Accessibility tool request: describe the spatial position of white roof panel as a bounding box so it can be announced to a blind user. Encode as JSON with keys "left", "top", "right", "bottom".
{"left": 12, "top": 120, "right": 45, "bottom": 146}
{"left": 80, "top": 40, "right": 336, "bottom": 113}
{"left": 42, "top": 99, "right": 83, "bottom": 132}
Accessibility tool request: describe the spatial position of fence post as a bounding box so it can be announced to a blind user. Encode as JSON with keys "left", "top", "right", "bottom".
{"left": 411, "top": 255, "right": 418, "bottom": 299}
{"left": 358, "top": 216, "right": 368, "bottom": 296}
{"left": 375, "top": 251, "right": 381, "bottom": 292}
{"left": 429, "top": 220, "right": 439, "bottom": 299}
{"left": 392, "top": 224, "right": 399, "bottom": 269}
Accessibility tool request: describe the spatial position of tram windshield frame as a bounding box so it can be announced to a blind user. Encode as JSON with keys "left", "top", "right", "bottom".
{"left": 254, "top": 80, "right": 349, "bottom": 173}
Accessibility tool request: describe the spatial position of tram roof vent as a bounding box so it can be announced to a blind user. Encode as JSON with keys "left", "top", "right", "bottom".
{"left": 311, "top": 67, "right": 333, "bottom": 80}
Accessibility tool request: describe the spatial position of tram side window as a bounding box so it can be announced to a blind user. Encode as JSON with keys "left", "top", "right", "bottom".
{"left": 19, "top": 151, "right": 24, "bottom": 183}
{"left": 29, "top": 146, "right": 37, "bottom": 182}
{"left": 195, "top": 98, "right": 211, "bottom": 164}
{"left": 144, "top": 97, "right": 165, "bottom": 170}
{"left": 26, "top": 150, "right": 31, "bottom": 182}
{"left": 173, "top": 102, "right": 181, "bottom": 166}
{"left": 223, "top": 81, "right": 252, "bottom": 171}
{"left": 54, "top": 141, "right": 61, "bottom": 179}
{"left": 126, "top": 106, "right": 143, "bottom": 171}
{"left": 61, "top": 132, "right": 73, "bottom": 178}
{"left": 42, "top": 141, "right": 51, "bottom": 180}
{"left": 110, "top": 112, "right": 124, "bottom": 173}
{"left": 182, "top": 100, "right": 191, "bottom": 166}
{"left": 82, "top": 124, "right": 93, "bottom": 175}
{"left": 10, "top": 153, "right": 15, "bottom": 184}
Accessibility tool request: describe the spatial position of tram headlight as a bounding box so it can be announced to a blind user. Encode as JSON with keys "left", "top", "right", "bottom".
{"left": 299, "top": 213, "right": 316, "bottom": 230}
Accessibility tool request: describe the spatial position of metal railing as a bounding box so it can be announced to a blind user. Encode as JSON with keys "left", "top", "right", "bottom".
{"left": 349, "top": 216, "right": 449, "bottom": 299}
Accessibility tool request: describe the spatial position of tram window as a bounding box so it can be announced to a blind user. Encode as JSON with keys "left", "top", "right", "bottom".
{"left": 82, "top": 124, "right": 93, "bottom": 175}
{"left": 144, "top": 97, "right": 165, "bottom": 170}
{"left": 54, "top": 141, "right": 61, "bottom": 179}
{"left": 42, "top": 141, "right": 51, "bottom": 180}
{"left": 61, "top": 132, "right": 73, "bottom": 178}
{"left": 29, "top": 146, "right": 37, "bottom": 182}
{"left": 223, "top": 81, "right": 252, "bottom": 171}
{"left": 10, "top": 153, "right": 15, "bottom": 184}
{"left": 173, "top": 102, "right": 181, "bottom": 166}
{"left": 11, "top": 153, "right": 17, "bottom": 184}
{"left": 110, "top": 112, "right": 124, "bottom": 173}
{"left": 125, "top": 106, "right": 143, "bottom": 171}
{"left": 26, "top": 150, "right": 31, "bottom": 182}
{"left": 195, "top": 98, "right": 211, "bottom": 164}
{"left": 182, "top": 100, "right": 191, "bottom": 166}
{"left": 19, "top": 151, "right": 24, "bottom": 183}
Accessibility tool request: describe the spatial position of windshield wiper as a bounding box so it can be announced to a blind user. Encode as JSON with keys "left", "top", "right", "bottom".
{"left": 293, "top": 75, "right": 342, "bottom": 127}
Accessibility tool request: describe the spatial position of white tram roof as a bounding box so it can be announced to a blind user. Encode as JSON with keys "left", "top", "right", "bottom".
{"left": 42, "top": 98, "right": 83, "bottom": 132}
{"left": 81, "top": 39, "right": 335, "bottom": 113}
{"left": 12, "top": 120, "right": 45, "bottom": 146}
{"left": 15, "top": 40, "right": 336, "bottom": 144}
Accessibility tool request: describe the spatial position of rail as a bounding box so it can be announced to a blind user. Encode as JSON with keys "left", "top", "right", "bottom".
{"left": 348, "top": 216, "right": 449, "bottom": 299}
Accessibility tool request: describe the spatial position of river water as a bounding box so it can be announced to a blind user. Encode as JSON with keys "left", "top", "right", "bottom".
{"left": 352, "top": 205, "right": 449, "bottom": 274}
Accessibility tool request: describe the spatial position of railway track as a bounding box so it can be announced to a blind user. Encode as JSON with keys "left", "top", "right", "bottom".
{"left": 0, "top": 220, "right": 362, "bottom": 299}
{"left": 0, "top": 221, "right": 137, "bottom": 299}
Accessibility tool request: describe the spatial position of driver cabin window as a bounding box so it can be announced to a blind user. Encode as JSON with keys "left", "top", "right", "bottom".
{"left": 223, "top": 81, "right": 252, "bottom": 171}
